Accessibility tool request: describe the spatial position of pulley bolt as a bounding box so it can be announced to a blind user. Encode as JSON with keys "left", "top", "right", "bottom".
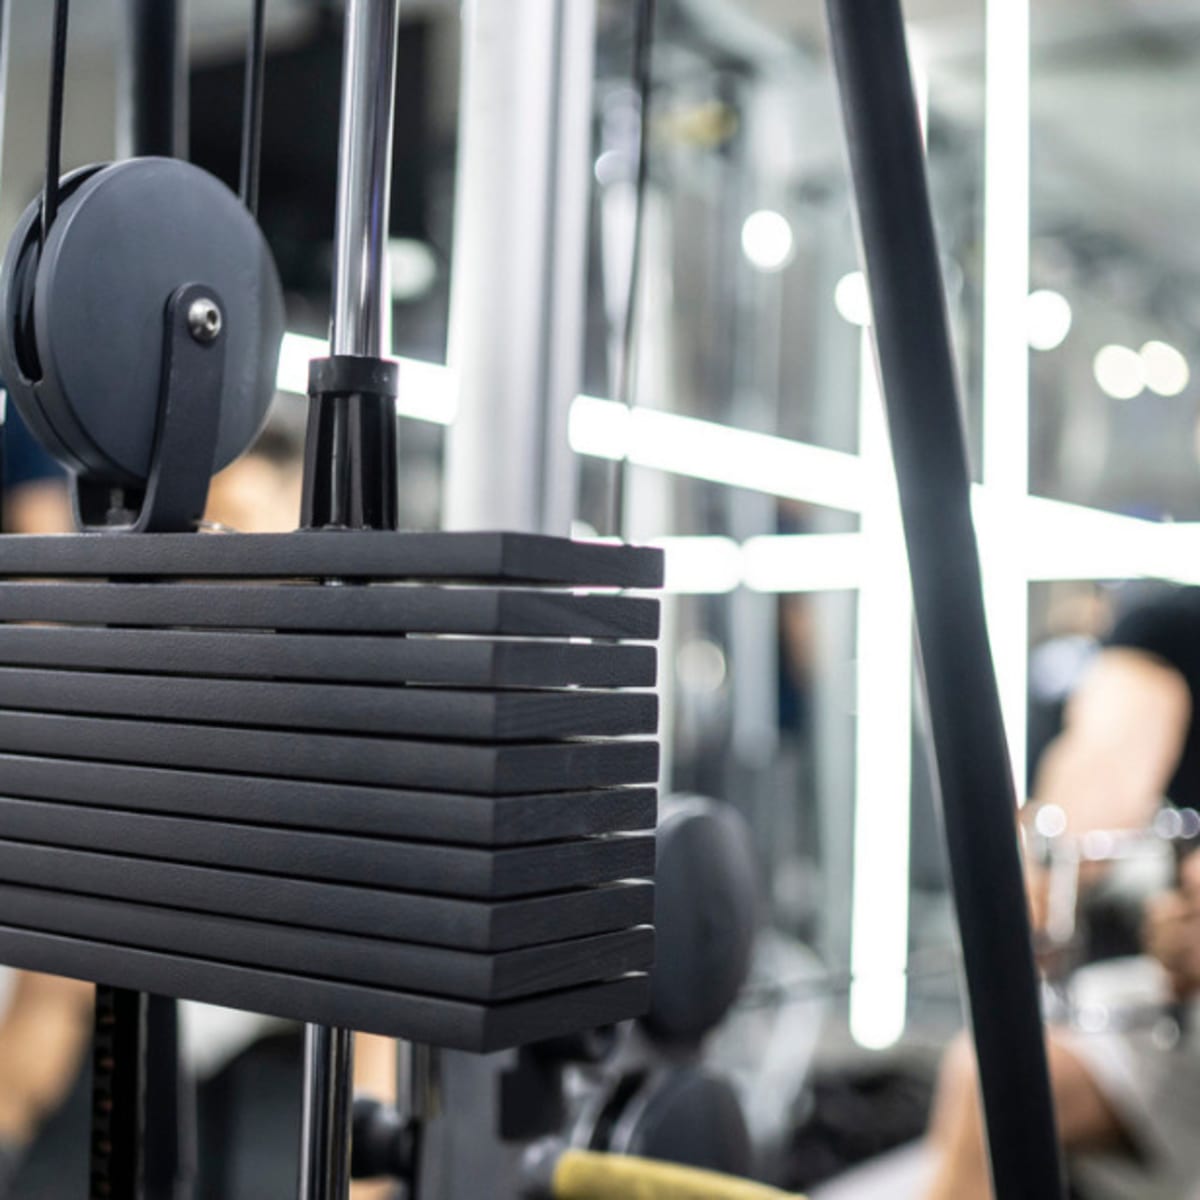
{"left": 188, "top": 297, "right": 223, "bottom": 344}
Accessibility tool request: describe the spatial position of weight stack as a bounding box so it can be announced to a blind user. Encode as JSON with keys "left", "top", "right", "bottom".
{"left": 0, "top": 531, "right": 661, "bottom": 1052}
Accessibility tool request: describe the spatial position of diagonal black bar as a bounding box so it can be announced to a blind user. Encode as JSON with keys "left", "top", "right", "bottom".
{"left": 823, "top": 3, "right": 1064, "bottom": 1197}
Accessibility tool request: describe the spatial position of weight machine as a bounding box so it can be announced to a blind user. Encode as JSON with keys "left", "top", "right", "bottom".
{"left": 0, "top": 1, "right": 1063, "bottom": 1198}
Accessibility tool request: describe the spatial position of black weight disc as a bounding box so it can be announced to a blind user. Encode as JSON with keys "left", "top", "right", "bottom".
{"left": 642, "top": 796, "right": 759, "bottom": 1045}
{"left": 612, "top": 1067, "right": 753, "bottom": 1178}
{"left": 0, "top": 158, "right": 283, "bottom": 484}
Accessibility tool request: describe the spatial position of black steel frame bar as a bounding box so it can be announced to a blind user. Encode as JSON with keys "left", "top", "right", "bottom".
{"left": 823, "top": 2, "right": 1064, "bottom": 1197}
{"left": 122, "top": 0, "right": 185, "bottom": 158}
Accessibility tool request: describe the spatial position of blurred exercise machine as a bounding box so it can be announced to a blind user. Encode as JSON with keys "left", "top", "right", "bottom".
{"left": 0, "top": 0, "right": 1064, "bottom": 1198}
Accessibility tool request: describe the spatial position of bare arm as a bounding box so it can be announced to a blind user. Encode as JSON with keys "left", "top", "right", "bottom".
{"left": 1032, "top": 647, "right": 1191, "bottom": 834}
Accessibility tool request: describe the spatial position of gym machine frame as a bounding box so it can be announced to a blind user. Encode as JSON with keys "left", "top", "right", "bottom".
{"left": 0, "top": 1, "right": 1067, "bottom": 1199}
{"left": 0, "top": 2, "right": 659, "bottom": 1198}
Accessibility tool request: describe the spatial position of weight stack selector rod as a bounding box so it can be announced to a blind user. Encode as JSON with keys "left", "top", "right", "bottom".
{"left": 300, "top": 1, "right": 401, "bottom": 1198}
{"left": 300, "top": 0, "right": 401, "bottom": 530}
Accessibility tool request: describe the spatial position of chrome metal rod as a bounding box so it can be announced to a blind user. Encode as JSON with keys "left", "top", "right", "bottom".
{"left": 300, "top": 1025, "right": 355, "bottom": 1200}
{"left": 329, "top": 0, "right": 401, "bottom": 358}
{"left": 302, "top": 4, "right": 402, "bottom": 1194}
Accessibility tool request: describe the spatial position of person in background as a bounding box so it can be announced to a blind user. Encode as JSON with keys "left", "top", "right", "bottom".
{"left": 926, "top": 585, "right": 1200, "bottom": 1200}
{"left": 2, "top": 405, "right": 73, "bottom": 534}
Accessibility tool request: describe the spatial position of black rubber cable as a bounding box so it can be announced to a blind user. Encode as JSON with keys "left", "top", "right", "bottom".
{"left": 606, "top": 0, "right": 656, "bottom": 540}
{"left": 42, "top": 0, "right": 70, "bottom": 243}
{"left": 239, "top": 0, "right": 268, "bottom": 215}
{"left": 823, "top": 1, "right": 1065, "bottom": 1195}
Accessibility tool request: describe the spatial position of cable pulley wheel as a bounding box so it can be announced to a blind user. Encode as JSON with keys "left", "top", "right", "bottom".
{"left": 0, "top": 156, "right": 284, "bottom": 486}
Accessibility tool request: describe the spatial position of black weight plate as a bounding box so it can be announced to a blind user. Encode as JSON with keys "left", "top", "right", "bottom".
{"left": 0, "top": 626, "right": 656, "bottom": 689}
{"left": 0, "top": 797, "right": 654, "bottom": 897}
{"left": 0, "top": 710, "right": 659, "bottom": 793}
{"left": 643, "top": 797, "right": 759, "bottom": 1044}
{"left": 0, "top": 668, "right": 658, "bottom": 741}
{"left": 612, "top": 1068, "right": 752, "bottom": 1179}
{"left": 31, "top": 159, "right": 283, "bottom": 481}
{"left": 0, "top": 582, "right": 659, "bottom": 640}
{"left": 0, "top": 924, "right": 651, "bottom": 1051}
{"left": 0, "top": 754, "right": 656, "bottom": 846}
{"left": 0, "top": 882, "right": 653, "bottom": 1001}
{"left": 0, "top": 531, "right": 664, "bottom": 587}
{"left": 0, "top": 839, "right": 654, "bottom": 950}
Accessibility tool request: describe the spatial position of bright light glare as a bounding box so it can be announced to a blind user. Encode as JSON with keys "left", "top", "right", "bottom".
{"left": 1035, "top": 804, "right": 1068, "bottom": 839}
{"left": 740, "top": 209, "right": 795, "bottom": 273}
{"left": 676, "top": 639, "right": 728, "bottom": 694}
{"left": 1141, "top": 340, "right": 1190, "bottom": 397}
{"left": 276, "top": 332, "right": 456, "bottom": 425}
{"left": 1026, "top": 289, "right": 1072, "bottom": 351}
{"left": 741, "top": 534, "right": 864, "bottom": 592}
{"left": 834, "top": 271, "right": 872, "bottom": 327}
{"left": 1093, "top": 344, "right": 1145, "bottom": 400}
{"left": 387, "top": 238, "right": 438, "bottom": 301}
{"left": 849, "top": 335, "right": 912, "bottom": 1053}
{"left": 653, "top": 536, "right": 741, "bottom": 594}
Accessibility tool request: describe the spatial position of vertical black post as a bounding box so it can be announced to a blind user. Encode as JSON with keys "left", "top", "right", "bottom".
{"left": 119, "top": 0, "right": 187, "bottom": 160}
{"left": 823, "top": 3, "right": 1064, "bottom": 1197}
{"left": 90, "top": 988, "right": 146, "bottom": 1200}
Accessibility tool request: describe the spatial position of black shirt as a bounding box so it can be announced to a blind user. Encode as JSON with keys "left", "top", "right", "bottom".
{"left": 1106, "top": 586, "right": 1200, "bottom": 806}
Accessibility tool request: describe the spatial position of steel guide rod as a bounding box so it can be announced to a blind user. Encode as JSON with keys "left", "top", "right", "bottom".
{"left": 300, "top": 1, "right": 402, "bottom": 1198}
{"left": 823, "top": 2, "right": 1065, "bottom": 1197}
{"left": 329, "top": 0, "right": 400, "bottom": 359}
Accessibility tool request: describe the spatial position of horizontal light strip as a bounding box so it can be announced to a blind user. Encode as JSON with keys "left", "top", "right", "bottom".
{"left": 742, "top": 533, "right": 864, "bottom": 592}
{"left": 655, "top": 519, "right": 1200, "bottom": 595}
{"left": 568, "top": 395, "right": 866, "bottom": 514}
{"left": 275, "top": 336, "right": 1200, "bottom": 587}
{"left": 651, "top": 536, "right": 742, "bottom": 593}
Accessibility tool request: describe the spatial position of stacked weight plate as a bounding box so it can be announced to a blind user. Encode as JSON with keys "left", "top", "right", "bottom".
{"left": 0, "top": 531, "right": 661, "bottom": 1052}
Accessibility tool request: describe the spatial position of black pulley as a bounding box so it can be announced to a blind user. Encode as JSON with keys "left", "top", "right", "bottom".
{"left": 0, "top": 156, "right": 283, "bottom": 489}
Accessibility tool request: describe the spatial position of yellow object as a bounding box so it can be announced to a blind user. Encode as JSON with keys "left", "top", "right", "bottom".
{"left": 552, "top": 1151, "right": 804, "bottom": 1200}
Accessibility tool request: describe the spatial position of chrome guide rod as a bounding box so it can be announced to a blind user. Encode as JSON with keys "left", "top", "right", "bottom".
{"left": 300, "top": 2, "right": 401, "bottom": 1198}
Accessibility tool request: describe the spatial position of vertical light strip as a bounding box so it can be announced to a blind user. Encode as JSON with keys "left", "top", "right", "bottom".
{"left": 982, "top": 0, "right": 1031, "bottom": 797}
{"left": 849, "top": 334, "right": 914, "bottom": 1050}
{"left": 847, "top": 45, "right": 929, "bottom": 1050}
